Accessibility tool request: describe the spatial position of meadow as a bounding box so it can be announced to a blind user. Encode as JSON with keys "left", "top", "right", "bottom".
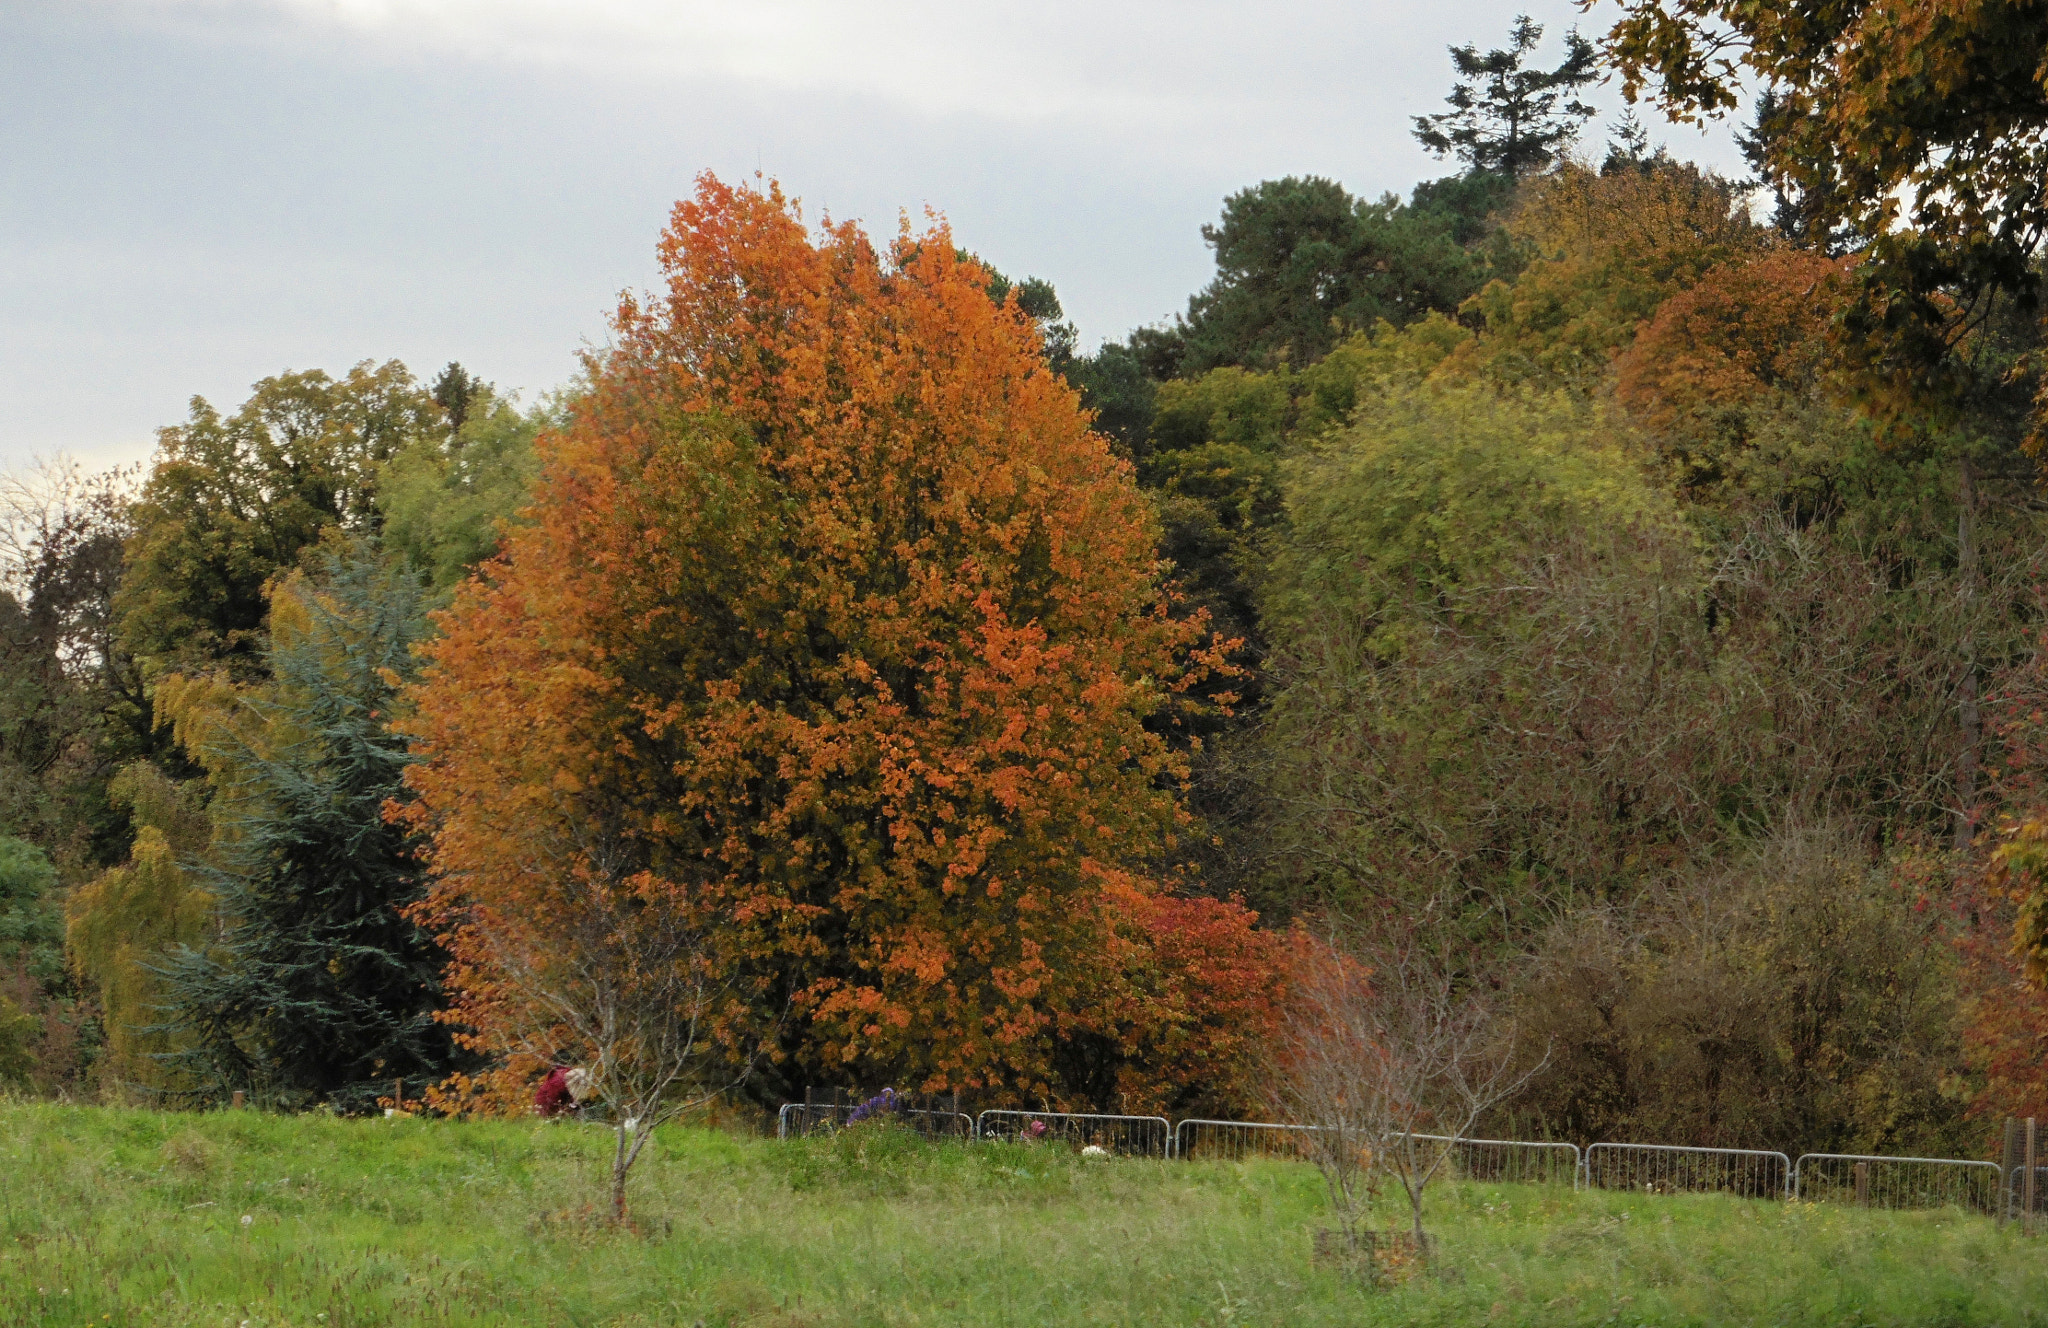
{"left": 0, "top": 1105, "right": 2042, "bottom": 1327}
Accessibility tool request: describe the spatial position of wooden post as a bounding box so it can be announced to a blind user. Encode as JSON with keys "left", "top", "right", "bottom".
{"left": 230, "top": 1090, "right": 245, "bottom": 1110}
{"left": 2027, "top": 1118, "right": 2038, "bottom": 1236}
{"left": 1854, "top": 1162, "right": 1870, "bottom": 1208}
{"left": 394, "top": 1078, "right": 404, "bottom": 1112}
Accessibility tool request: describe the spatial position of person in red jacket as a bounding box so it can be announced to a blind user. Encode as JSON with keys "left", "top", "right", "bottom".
{"left": 534, "top": 1066, "right": 574, "bottom": 1117}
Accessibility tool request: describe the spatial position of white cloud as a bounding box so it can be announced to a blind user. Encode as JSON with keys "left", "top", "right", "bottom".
{"left": 111, "top": 0, "right": 1455, "bottom": 126}
{"left": 4, "top": 0, "right": 1754, "bottom": 474}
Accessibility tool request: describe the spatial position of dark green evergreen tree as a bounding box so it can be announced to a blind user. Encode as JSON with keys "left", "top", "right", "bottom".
{"left": 0, "top": 835, "right": 63, "bottom": 984}
{"left": 1158, "top": 175, "right": 1505, "bottom": 377}
{"left": 429, "top": 361, "right": 485, "bottom": 438}
{"left": 1736, "top": 88, "right": 1855, "bottom": 255}
{"left": 1412, "top": 15, "right": 1598, "bottom": 181}
{"left": 1064, "top": 341, "right": 1158, "bottom": 460}
{"left": 152, "top": 542, "right": 461, "bottom": 1109}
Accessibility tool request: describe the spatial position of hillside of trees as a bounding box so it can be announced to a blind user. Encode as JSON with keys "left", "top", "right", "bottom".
{"left": 4, "top": 7, "right": 2048, "bottom": 1159}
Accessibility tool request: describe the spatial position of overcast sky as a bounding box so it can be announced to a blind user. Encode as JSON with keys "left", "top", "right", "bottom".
{"left": 1, "top": 0, "right": 1747, "bottom": 476}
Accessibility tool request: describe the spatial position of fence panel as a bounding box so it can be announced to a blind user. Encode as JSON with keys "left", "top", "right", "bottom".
{"left": 2005, "top": 1165, "right": 2048, "bottom": 1223}
{"left": 1174, "top": 1119, "right": 1324, "bottom": 1163}
{"left": 1793, "top": 1153, "right": 2003, "bottom": 1215}
{"left": 1585, "top": 1143, "right": 1790, "bottom": 1198}
{"left": 1171, "top": 1121, "right": 1579, "bottom": 1187}
{"left": 1400, "top": 1134, "right": 1583, "bottom": 1189}
{"left": 976, "top": 1110, "right": 1170, "bottom": 1157}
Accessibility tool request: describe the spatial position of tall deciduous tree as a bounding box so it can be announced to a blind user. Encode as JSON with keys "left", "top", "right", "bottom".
{"left": 0, "top": 459, "right": 143, "bottom": 867}
{"left": 65, "top": 762, "right": 213, "bottom": 1092}
{"left": 118, "top": 362, "right": 440, "bottom": 682}
{"left": 1448, "top": 158, "right": 1766, "bottom": 388}
{"left": 376, "top": 383, "right": 552, "bottom": 593}
{"left": 1599, "top": 0, "right": 2048, "bottom": 427}
{"left": 401, "top": 175, "right": 1265, "bottom": 1110}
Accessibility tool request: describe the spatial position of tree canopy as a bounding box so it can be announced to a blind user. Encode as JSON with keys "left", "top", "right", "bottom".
{"left": 116, "top": 362, "right": 440, "bottom": 681}
{"left": 400, "top": 175, "right": 1274, "bottom": 1112}
{"left": 1600, "top": 0, "right": 2048, "bottom": 425}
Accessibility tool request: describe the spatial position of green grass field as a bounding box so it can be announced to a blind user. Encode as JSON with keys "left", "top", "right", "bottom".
{"left": 0, "top": 1104, "right": 2042, "bottom": 1327}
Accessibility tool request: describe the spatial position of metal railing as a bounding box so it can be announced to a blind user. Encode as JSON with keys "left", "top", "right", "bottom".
{"left": 1399, "top": 1133, "right": 1583, "bottom": 1189}
{"left": 1169, "top": 1122, "right": 1578, "bottom": 1188}
{"left": 1585, "top": 1142, "right": 1791, "bottom": 1198}
{"left": 770, "top": 1100, "right": 2041, "bottom": 1227}
{"left": 975, "top": 1110, "right": 1171, "bottom": 1157}
{"left": 2006, "top": 1165, "right": 2048, "bottom": 1222}
{"left": 1793, "top": 1153, "right": 2004, "bottom": 1216}
{"left": 1174, "top": 1118, "right": 1324, "bottom": 1163}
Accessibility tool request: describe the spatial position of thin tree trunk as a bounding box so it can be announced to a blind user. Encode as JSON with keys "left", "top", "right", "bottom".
{"left": 1955, "top": 456, "right": 1980, "bottom": 855}
{"left": 612, "top": 1124, "right": 630, "bottom": 1224}
{"left": 611, "top": 1119, "right": 656, "bottom": 1225}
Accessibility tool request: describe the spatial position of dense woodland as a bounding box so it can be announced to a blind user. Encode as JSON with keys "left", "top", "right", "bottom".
{"left": 4, "top": 4, "right": 2048, "bottom": 1159}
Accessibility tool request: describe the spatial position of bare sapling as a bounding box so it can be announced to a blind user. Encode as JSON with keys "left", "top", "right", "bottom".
{"left": 480, "top": 823, "right": 770, "bottom": 1224}
{"left": 1270, "top": 940, "right": 1383, "bottom": 1252}
{"left": 1274, "top": 919, "right": 1546, "bottom": 1257}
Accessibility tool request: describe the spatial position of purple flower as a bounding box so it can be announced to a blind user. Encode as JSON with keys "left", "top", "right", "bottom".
{"left": 845, "top": 1088, "right": 902, "bottom": 1125}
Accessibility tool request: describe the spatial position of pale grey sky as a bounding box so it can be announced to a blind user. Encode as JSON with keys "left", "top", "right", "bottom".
{"left": 1, "top": 0, "right": 1746, "bottom": 474}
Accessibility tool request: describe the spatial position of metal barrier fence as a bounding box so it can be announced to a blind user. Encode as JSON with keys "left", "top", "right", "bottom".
{"left": 773, "top": 1101, "right": 2045, "bottom": 1227}
{"left": 976, "top": 1109, "right": 1171, "bottom": 1157}
{"left": 1170, "top": 1122, "right": 1579, "bottom": 1188}
{"left": 1174, "top": 1118, "right": 1324, "bottom": 1163}
{"left": 2008, "top": 1166, "right": 2048, "bottom": 1222}
{"left": 775, "top": 1102, "right": 973, "bottom": 1140}
{"left": 1401, "top": 1133, "right": 1583, "bottom": 1189}
{"left": 1793, "top": 1153, "right": 2004, "bottom": 1216}
{"left": 1585, "top": 1142, "right": 1791, "bottom": 1198}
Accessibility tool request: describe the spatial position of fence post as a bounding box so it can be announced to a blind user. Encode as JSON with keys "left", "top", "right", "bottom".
{"left": 2027, "top": 1118, "right": 2038, "bottom": 1237}
{"left": 231, "top": 1090, "right": 245, "bottom": 1110}
{"left": 2001, "top": 1118, "right": 2018, "bottom": 1227}
{"left": 1853, "top": 1161, "right": 1869, "bottom": 1207}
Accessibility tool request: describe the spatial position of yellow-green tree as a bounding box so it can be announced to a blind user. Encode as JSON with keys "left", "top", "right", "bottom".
{"left": 117, "top": 361, "right": 439, "bottom": 682}
{"left": 64, "top": 764, "right": 212, "bottom": 1092}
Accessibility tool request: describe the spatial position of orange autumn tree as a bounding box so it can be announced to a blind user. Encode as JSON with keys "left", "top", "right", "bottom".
{"left": 401, "top": 173, "right": 1276, "bottom": 1113}
{"left": 1613, "top": 248, "right": 1849, "bottom": 500}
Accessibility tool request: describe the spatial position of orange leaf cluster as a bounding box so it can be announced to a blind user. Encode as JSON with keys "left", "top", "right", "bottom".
{"left": 399, "top": 174, "right": 1274, "bottom": 1108}
{"left": 1614, "top": 249, "right": 1846, "bottom": 434}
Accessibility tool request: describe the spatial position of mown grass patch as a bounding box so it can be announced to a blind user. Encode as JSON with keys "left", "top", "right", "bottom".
{"left": 0, "top": 1104, "right": 2042, "bottom": 1326}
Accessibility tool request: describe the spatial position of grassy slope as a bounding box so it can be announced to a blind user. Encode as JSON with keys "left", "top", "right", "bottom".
{"left": 0, "top": 1105, "right": 2042, "bottom": 1327}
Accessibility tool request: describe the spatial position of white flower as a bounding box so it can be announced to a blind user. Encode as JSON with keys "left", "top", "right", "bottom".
{"left": 240, "top": 1215, "right": 253, "bottom": 1227}
{"left": 1081, "top": 1145, "right": 1109, "bottom": 1159}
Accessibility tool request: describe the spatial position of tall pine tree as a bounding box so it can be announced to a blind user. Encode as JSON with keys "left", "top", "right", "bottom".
{"left": 1413, "top": 15, "right": 1598, "bottom": 181}
{"left": 151, "top": 541, "right": 460, "bottom": 1109}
